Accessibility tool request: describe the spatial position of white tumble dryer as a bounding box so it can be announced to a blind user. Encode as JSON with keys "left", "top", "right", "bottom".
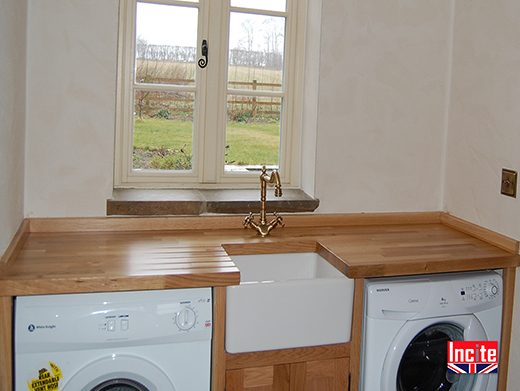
{"left": 360, "top": 270, "right": 502, "bottom": 391}
{"left": 14, "top": 288, "right": 213, "bottom": 391}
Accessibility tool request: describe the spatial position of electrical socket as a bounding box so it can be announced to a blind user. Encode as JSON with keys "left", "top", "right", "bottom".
{"left": 501, "top": 169, "right": 517, "bottom": 198}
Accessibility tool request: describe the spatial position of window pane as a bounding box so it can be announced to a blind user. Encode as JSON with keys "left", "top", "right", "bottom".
{"left": 133, "top": 90, "right": 194, "bottom": 171}
{"left": 135, "top": 3, "right": 198, "bottom": 86}
{"left": 231, "top": 0, "right": 286, "bottom": 13}
{"left": 228, "top": 13, "right": 285, "bottom": 92}
{"left": 225, "top": 95, "right": 281, "bottom": 172}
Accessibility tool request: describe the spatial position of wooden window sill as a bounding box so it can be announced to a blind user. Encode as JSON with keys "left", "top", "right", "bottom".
{"left": 107, "top": 189, "right": 319, "bottom": 216}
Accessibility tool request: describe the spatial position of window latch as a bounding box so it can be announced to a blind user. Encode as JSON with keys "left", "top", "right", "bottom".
{"left": 198, "top": 39, "right": 208, "bottom": 68}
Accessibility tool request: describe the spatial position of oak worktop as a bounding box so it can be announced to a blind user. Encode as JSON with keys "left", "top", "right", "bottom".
{"left": 1, "top": 212, "right": 519, "bottom": 297}
{"left": 1, "top": 212, "right": 519, "bottom": 391}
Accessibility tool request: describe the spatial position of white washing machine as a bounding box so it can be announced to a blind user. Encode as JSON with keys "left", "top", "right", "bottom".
{"left": 360, "top": 270, "right": 502, "bottom": 391}
{"left": 14, "top": 288, "right": 213, "bottom": 391}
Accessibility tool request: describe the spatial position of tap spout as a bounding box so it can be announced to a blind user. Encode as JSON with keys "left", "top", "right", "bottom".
{"left": 258, "top": 166, "right": 282, "bottom": 224}
{"left": 260, "top": 167, "right": 282, "bottom": 195}
{"left": 244, "top": 166, "right": 284, "bottom": 236}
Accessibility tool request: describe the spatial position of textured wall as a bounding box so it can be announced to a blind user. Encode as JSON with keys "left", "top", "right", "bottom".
{"left": 315, "top": 0, "right": 454, "bottom": 213}
{"left": 24, "top": 0, "right": 119, "bottom": 217}
{"left": 0, "top": 0, "right": 26, "bottom": 254}
{"left": 22, "top": 0, "right": 455, "bottom": 217}
{"left": 445, "top": 0, "right": 520, "bottom": 241}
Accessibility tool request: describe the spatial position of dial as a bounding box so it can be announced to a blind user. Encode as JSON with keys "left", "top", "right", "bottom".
{"left": 175, "top": 307, "right": 196, "bottom": 330}
{"left": 486, "top": 282, "right": 499, "bottom": 297}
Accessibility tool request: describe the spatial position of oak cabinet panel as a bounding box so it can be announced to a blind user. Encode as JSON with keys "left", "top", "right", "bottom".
{"left": 226, "top": 358, "right": 349, "bottom": 391}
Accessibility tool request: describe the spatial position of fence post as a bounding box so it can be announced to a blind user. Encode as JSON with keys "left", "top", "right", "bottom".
{"left": 252, "top": 80, "right": 257, "bottom": 119}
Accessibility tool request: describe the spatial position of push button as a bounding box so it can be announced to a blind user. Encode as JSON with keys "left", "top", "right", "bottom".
{"left": 107, "top": 320, "right": 116, "bottom": 331}
{"left": 121, "top": 319, "right": 129, "bottom": 331}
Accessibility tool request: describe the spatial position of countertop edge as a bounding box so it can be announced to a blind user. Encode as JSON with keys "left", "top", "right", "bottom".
{"left": 0, "top": 271, "right": 241, "bottom": 297}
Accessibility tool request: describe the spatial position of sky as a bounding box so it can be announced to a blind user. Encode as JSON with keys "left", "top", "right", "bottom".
{"left": 136, "top": 1, "right": 285, "bottom": 50}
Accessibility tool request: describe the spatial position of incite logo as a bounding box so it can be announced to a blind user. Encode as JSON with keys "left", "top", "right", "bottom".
{"left": 447, "top": 341, "right": 498, "bottom": 374}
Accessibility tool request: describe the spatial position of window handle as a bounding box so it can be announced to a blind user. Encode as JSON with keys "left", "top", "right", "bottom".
{"left": 198, "top": 39, "right": 208, "bottom": 68}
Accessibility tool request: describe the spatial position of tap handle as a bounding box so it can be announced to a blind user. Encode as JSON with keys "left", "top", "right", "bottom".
{"left": 243, "top": 212, "right": 254, "bottom": 228}
{"left": 273, "top": 212, "right": 285, "bottom": 227}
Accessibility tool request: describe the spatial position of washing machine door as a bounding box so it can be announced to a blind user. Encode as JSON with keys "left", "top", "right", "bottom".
{"left": 60, "top": 354, "right": 176, "bottom": 391}
{"left": 381, "top": 315, "right": 489, "bottom": 391}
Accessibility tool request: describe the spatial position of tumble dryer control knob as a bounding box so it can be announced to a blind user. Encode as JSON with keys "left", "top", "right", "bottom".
{"left": 175, "top": 307, "right": 197, "bottom": 330}
{"left": 486, "top": 283, "right": 499, "bottom": 298}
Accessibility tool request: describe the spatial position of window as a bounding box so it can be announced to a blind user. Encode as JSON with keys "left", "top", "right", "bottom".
{"left": 115, "top": 0, "right": 306, "bottom": 188}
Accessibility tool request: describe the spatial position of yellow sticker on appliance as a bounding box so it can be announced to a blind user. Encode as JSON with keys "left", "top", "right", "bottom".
{"left": 27, "top": 362, "right": 62, "bottom": 391}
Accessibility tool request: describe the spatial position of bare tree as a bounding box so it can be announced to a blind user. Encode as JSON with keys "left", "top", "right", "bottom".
{"left": 238, "top": 18, "right": 257, "bottom": 80}
{"left": 263, "top": 18, "right": 283, "bottom": 54}
{"left": 238, "top": 18, "right": 256, "bottom": 53}
{"left": 262, "top": 18, "right": 284, "bottom": 70}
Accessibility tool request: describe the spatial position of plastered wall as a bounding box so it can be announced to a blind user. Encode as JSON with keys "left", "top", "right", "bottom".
{"left": 24, "top": 0, "right": 119, "bottom": 217}
{"left": 445, "top": 0, "right": 520, "bottom": 242}
{"left": 315, "top": 0, "right": 454, "bottom": 213}
{"left": 0, "top": 0, "right": 26, "bottom": 255}
{"left": 23, "top": 0, "right": 455, "bottom": 218}
{"left": 14, "top": 0, "right": 520, "bottom": 235}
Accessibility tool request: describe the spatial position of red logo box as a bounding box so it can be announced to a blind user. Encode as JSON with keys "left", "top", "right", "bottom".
{"left": 447, "top": 341, "right": 498, "bottom": 374}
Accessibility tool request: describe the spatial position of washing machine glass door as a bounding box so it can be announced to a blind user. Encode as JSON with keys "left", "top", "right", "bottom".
{"left": 90, "top": 378, "right": 150, "bottom": 391}
{"left": 61, "top": 354, "right": 176, "bottom": 391}
{"left": 397, "top": 323, "right": 475, "bottom": 391}
{"left": 381, "top": 315, "right": 489, "bottom": 391}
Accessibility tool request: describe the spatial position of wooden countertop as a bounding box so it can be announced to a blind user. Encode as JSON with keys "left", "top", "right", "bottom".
{"left": 1, "top": 212, "right": 519, "bottom": 297}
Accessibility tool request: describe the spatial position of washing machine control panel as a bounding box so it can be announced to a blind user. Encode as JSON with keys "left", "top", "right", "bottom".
{"left": 365, "top": 271, "right": 502, "bottom": 320}
{"left": 459, "top": 277, "right": 501, "bottom": 302}
{"left": 92, "top": 295, "right": 211, "bottom": 336}
{"left": 14, "top": 288, "right": 213, "bottom": 353}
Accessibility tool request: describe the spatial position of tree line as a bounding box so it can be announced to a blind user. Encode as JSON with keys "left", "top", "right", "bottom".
{"left": 136, "top": 39, "right": 283, "bottom": 70}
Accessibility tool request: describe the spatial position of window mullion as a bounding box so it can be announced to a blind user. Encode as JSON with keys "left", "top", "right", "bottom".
{"left": 228, "top": 6, "right": 288, "bottom": 18}
{"left": 283, "top": 0, "right": 304, "bottom": 187}
{"left": 200, "top": 0, "right": 228, "bottom": 184}
{"left": 225, "top": 88, "right": 285, "bottom": 99}
{"left": 133, "top": 83, "right": 198, "bottom": 93}
{"left": 115, "top": 0, "right": 139, "bottom": 186}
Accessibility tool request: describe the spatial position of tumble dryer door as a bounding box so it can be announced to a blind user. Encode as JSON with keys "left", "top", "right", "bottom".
{"left": 61, "top": 354, "right": 176, "bottom": 391}
{"left": 381, "top": 315, "right": 490, "bottom": 391}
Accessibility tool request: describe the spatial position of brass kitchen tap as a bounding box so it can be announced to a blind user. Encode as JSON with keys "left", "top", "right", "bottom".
{"left": 243, "top": 166, "right": 284, "bottom": 236}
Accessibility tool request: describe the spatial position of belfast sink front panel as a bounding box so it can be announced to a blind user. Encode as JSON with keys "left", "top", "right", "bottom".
{"left": 225, "top": 252, "right": 355, "bottom": 354}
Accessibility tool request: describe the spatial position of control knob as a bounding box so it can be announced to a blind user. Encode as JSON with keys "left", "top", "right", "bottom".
{"left": 486, "top": 282, "right": 499, "bottom": 298}
{"left": 175, "top": 307, "right": 197, "bottom": 330}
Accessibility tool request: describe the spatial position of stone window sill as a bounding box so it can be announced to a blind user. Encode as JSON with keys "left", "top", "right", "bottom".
{"left": 107, "top": 189, "right": 319, "bottom": 216}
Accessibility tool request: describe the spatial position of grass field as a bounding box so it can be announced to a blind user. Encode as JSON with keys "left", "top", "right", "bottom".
{"left": 133, "top": 117, "right": 280, "bottom": 170}
{"left": 137, "top": 59, "right": 283, "bottom": 88}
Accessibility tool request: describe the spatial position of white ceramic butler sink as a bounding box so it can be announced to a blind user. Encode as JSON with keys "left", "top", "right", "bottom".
{"left": 225, "top": 252, "right": 355, "bottom": 353}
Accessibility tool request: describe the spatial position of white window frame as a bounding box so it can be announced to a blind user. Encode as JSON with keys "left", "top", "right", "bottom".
{"left": 114, "top": 0, "right": 306, "bottom": 188}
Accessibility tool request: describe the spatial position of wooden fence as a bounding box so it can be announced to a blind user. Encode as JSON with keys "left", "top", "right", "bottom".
{"left": 135, "top": 79, "right": 282, "bottom": 119}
